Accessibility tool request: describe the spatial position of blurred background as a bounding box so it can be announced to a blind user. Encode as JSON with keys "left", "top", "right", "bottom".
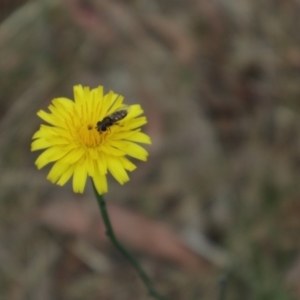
{"left": 1, "top": 0, "right": 300, "bottom": 299}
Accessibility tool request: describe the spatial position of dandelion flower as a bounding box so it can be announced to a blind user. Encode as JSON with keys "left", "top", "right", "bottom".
{"left": 31, "top": 85, "right": 151, "bottom": 194}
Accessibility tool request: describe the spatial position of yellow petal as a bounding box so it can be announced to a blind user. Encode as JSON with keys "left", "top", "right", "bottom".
{"left": 101, "top": 143, "right": 126, "bottom": 156}
{"left": 106, "top": 156, "right": 129, "bottom": 184}
{"left": 57, "top": 164, "right": 75, "bottom": 186}
{"left": 73, "top": 162, "right": 88, "bottom": 193}
{"left": 33, "top": 125, "right": 70, "bottom": 139}
{"left": 111, "top": 141, "right": 149, "bottom": 161}
{"left": 118, "top": 156, "right": 136, "bottom": 171}
{"left": 35, "top": 146, "right": 72, "bottom": 169}
{"left": 127, "top": 105, "right": 144, "bottom": 118}
{"left": 92, "top": 173, "right": 108, "bottom": 195}
{"left": 48, "top": 105, "right": 72, "bottom": 125}
{"left": 96, "top": 152, "right": 107, "bottom": 175}
{"left": 86, "top": 155, "right": 95, "bottom": 177}
{"left": 74, "top": 85, "right": 85, "bottom": 104}
{"left": 111, "top": 131, "right": 136, "bottom": 140}
{"left": 106, "top": 95, "right": 124, "bottom": 116}
{"left": 37, "top": 110, "right": 60, "bottom": 127}
{"left": 91, "top": 86, "right": 104, "bottom": 122}
{"left": 47, "top": 161, "right": 70, "bottom": 183}
{"left": 59, "top": 147, "right": 85, "bottom": 165}
{"left": 31, "top": 139, "right": 51, "bottom": 151}
{"left": 52, "top": 97, "right": 74, "bottom": 112}
{"left": 99, "top": 91, "right": 117, "bottom": 121}
{"left": 124, "top": 131, "right": 151, "bottom": 144}
{"left": 126, "top": 117, "right": 147, "bottom": 130}
{"left": 42, "top": 137, "right": 70, "bottom": 146}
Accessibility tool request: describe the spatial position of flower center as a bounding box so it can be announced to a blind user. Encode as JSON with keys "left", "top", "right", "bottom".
{"left": 77, "top": 124, "right": 104, "bottom": 148}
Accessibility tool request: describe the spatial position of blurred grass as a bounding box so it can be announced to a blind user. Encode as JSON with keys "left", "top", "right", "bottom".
{"left": 1, "top": 0, "right": 300, "bottom": 299}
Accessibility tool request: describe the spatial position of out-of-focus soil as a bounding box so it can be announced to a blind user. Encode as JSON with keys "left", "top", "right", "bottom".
{"left": 1, "top": 0, "right": 300, "bottom": 299}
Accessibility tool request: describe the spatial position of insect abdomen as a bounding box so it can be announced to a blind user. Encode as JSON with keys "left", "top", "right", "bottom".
{"left": 96, "top": 109, "right": 128, "bottom": 132}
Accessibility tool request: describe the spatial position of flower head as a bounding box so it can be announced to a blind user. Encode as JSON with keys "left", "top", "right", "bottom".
{"left": 31, "top": 85, "right": 151, "bottom": 194}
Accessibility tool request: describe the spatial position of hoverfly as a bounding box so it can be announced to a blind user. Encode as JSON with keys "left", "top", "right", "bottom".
{"left": 96, "top": 109, "right": 128, "bottom": 132}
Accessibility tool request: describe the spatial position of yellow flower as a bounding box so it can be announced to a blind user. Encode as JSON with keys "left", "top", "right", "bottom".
{"left": 31, "top": 85, "right": 151, "bottom": 194}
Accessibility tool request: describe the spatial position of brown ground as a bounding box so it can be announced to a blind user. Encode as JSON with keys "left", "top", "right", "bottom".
{"left": 1, "top": 0, "right": 300, "bottom": 299}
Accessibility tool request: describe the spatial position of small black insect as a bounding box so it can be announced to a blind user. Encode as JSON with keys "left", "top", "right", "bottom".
{"left": 96, "top": 109, "right": 128, "bottom": 132}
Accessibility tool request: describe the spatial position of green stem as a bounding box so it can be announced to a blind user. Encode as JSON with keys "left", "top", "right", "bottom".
{"left": 218, "top": 274, "right": 228, "bottom": 300}
{"left": 92, "top": 182, "right": 169, "bottom": 300}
